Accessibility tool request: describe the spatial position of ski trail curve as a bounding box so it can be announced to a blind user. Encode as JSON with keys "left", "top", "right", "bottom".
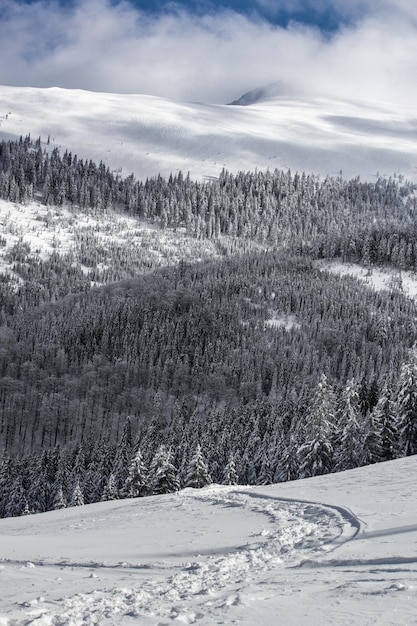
{"left": 10, "top": 486, "right": 361, "bottom": 625}
{"left": 236, "top": 489, "right": 362, "bottom": 548}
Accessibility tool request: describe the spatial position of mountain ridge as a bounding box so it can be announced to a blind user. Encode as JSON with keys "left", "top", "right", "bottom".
{"left": 1, "top": 84, "right": 416, "bottom": 182}
{"left": 228, "top": 80, "right": 303, "bottom": 105}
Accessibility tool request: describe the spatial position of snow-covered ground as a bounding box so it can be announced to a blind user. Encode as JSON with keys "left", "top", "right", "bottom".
{"left": 0, "top": 198, "right": 219, "bottom": 284}
{"left": 316, "top": 259, "right": 417, "bottom": 302}
{"left": 1, "top": 85, "right": 416, "bottom": 182}
{"left": 0, "top": 456, "right": 416, "bottom": 625}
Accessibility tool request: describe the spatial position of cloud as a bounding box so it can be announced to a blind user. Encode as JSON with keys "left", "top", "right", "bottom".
{"left": 0, "top": 0, "right": 416, "bottom": 105}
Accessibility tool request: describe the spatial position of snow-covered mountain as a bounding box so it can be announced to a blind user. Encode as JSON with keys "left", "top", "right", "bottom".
{"left": 0, "top": 456, "right": 415, "bottom": 625}
{"left": 1, "top": 84, "right": 416, "bottom": 182}
{"left": 228, "top": 80, "right": 302, "bottom": 105}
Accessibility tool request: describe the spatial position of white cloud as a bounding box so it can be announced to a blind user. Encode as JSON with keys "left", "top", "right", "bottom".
{"left": 0, "top": 0, "right": 416, "bottom": 105}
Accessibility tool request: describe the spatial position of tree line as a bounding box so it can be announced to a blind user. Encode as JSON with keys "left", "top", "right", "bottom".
{"left": 1, "top": 351, "right": 415, "bottom": 518}
{"left": 1, "top": 136, "right": 417, "bottom": 272}
{"left": 1, "top": 137, "right": 417, "bottom": 517}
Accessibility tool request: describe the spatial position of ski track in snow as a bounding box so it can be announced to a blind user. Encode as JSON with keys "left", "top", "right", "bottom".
{"left": 4, "top": 488, "right": 359, "bottom": 626}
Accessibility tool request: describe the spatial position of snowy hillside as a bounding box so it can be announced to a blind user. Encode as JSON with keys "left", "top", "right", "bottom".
{"left": 0, "top": 456, "right": 415, "bottom": 625}
{"left": 0, "top": 197, "right": 220, "bottom": 286}
{"left": 1, "top": 85, "right": 416, "bottom": 182}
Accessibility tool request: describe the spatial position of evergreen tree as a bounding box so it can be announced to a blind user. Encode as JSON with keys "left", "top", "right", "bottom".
{"left": 396, "top": 351, "right": 417, "bottom": 456}
{"left": 124, "top": 448, "right": 148, "bottom": 498}
{"left": 361, "top": 404, "right": 385, "bottom": 466}
{"left": 5, "top": 476, "right": 26, "bottom": 518}
{"left": 297, "top": 374, "right": 335, "bottom": 478}
{"left": 53, "top": 484, "right": 67, "bottom": 510}
{"left": 112, "top": 417, "right": 134, "bottom": 491}
{"left": 335, "top": 378, "right": 363, "bottom": 471}
{"left": 150, "top": 445, "right": 179, "bottom": 495}
{"left": 70, "top": 481, "right": 85, "bottom": 507}
{"left": 102, "top": 473, "right": 119, "bottom": 501}
{"left": 185, "top": 443, "right": 212, "bottom": 489}
{"left": 375, "top": 384, "right": 398, "bottom": 461}
{"left": 224, "top": 453, "right": 239, "bottom": 486}
{"left": 275, "top": 434, "right": 300, "bottom": 482}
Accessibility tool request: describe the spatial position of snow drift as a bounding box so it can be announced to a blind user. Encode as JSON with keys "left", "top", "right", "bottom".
{"left": 1, "top": 85, "right": 416, "bottom": 182}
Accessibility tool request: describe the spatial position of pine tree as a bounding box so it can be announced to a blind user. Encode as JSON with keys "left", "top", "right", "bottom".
{"left": 224, "top": 453, "right": 239, "bottom": 486}
{"left": 335, "top": 378, "right": 363, "bottom": 471}
{"left": 297, "top": 374, "right": 335, "bottom": 478}
{"left": 376, "top": 385, "right": 398, "bottom": 461}
{"left": 0, "top": 458, "right": 14, "bottom": 519}
{"left": 22, "top": 499, "right": 31, "bottom": 515}
{"left": 361, "top": 406, "right": 384, "bottom": 466}
{"left": 396, "top": 352, "right": 417, "bottom": 456}
{"left": 53, "top": 483, "right": 67, "bottom": 510}
{"left": 150, "top": 445, "right": 179, "bottom": 495}
{"left": 275, "top": 434, "right": 300, "bottom": 482}
{"left": 5, "top": 476, "right": 26, "bottom": 517}
{"left": 124, "top": 449, "right": 148, "bottom": 498}
{"left": 102, "top": 473, "right": 119, "bottom": 501}
{"left": 113, "top": 417, "right": 134, "bottom": 491}
{"left": 185, "top": 443, "right": 212, "bottom": 489}
{"left": 70, "top": 481, "right": 85, "bottom": 507}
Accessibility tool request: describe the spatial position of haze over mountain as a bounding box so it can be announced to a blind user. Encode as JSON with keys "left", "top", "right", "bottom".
{"left": 1, "top": 84, "right": 416, "bottom": 182}
{"left": 228, "top": 81, "right": 303, "bottom": 105}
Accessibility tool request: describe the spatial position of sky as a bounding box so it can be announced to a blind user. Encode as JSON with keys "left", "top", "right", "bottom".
{"left": 0, "top": 0, "right": 416, "bottom": 104}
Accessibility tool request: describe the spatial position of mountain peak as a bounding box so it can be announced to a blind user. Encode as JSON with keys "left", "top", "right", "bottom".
{"left": 228, "top": 81, "right": 302, "bottom": 106}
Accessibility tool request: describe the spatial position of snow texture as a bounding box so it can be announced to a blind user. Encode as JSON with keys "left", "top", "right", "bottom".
{"left": 0, "top": 456, "right": 416, "bottom": 625}
{"left": 316, "top": 259, "right": 417, "bottom": 302}
{"left": 1, "top": 85, "right": 417, "bottom": 182}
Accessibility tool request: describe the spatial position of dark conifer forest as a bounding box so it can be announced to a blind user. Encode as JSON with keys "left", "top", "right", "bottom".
{"left": 0, "top": 136, "right": 417, "bottom": 517}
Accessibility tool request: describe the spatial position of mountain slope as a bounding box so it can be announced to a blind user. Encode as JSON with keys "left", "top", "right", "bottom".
{"left": 228, "top": 80, "right": 302, "bottom": 105}
{"left": 0, "top": 456, "right": 415, "bottom": 625}
{"left": 1, "top": 85, "right": 416, "bottom": 182}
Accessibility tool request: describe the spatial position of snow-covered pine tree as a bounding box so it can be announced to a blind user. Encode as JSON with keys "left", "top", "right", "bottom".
{"left": 124, "top": 448, "right": 148, "bottom": 498}
{"left": 112, "top": 417, "right": 134, "bottom": 491}
{"left": 22, "top": 499, "right": 31, "bottom": 516}
{"left": 150, "top": 445, "right": 179, "bottom": 495}
{"left": 395, "top": 351, "right": 417, "bottom": 457}
{"left": 102, "top": 473, "right": 119, "bottom": 501}
{"left": 0, "top": 458, "right": 13, "bottom": 518}
{"left": 297, "top": 374, "right": 335, "bottom": 478}
{"left": 53, "top": 483, "right": 67, "bottom": 510}
{"left": 5, "top": 476, "right": 26, "bottom": 517}
{"left": 70, "top": 480, "right": 85, "bottom": 507}
{"left": 334, "top": 378, "right": 363, "bottom": 471}
{"left": 274, "top": 433, "right": 300, "bottom": 483}
{"left": 374, "top": 384, "right": 398, "bottom": 461}
{"left": 185, "top": 443, "right": 212, "bottom": 489}
{"left": 360, "top": 409, "right": 383, "bottom": 466}
{"left": 224, "top": 452, "right": 239, "bottom": 486}
{"left": 258, "top": 437, "right": 275, "bottom": 485}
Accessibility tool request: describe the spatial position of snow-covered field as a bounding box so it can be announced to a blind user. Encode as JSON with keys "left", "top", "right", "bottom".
{"left": 316, "top": 259, "right": 417, "bottom": 302}
{"left": 0, "top": 456, "right": 416, "bottom": 625}
{"left": 1, "top": 85, "right": 417, "bottom": 182}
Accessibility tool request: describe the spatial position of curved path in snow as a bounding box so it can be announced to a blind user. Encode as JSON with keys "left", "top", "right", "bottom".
{"left": 6, "top": 487, "right": 361, "bottom": 625}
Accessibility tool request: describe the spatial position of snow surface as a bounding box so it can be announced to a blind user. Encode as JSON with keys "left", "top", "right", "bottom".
{"left": 316, "top": 259, "right": 417, "bottom": 302}
{"left": 0, "top": 457, "right": 416, "bottom": 625}
{"left": 0, "top": 198, "right": 219, "bottom": 284}
{"left": 1, "top": 85, "right": 417, "bottom": 182}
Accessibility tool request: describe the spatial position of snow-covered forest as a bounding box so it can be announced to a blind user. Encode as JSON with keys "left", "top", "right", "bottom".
{"left": 1, "top": 136, "right": 417, "bottom": 517}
